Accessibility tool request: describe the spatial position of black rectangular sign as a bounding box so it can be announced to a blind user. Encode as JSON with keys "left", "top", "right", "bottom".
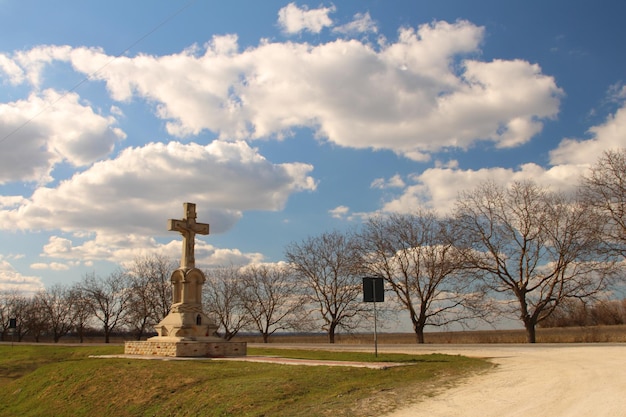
{"left": 362, "top": 277, "right": 384, "bottom": 302}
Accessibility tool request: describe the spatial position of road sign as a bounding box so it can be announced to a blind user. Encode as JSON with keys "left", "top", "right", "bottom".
{"left": 363, "top": 277, "right": 384, "bottom": 302}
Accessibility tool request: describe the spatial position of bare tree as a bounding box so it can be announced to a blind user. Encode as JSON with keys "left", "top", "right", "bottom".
{"left": 24, "top": 296, "right": 47, "bottom": 342}
{"left": 541, "top": 298, "right": 626, "bottom": 327}
{"left": 359, "top": 211, "right": 486, "bottom": 344}
{"left": 35, "top": 284, "right": 76, "bottom": 342}
{"left": 81, "top": 270, "right": 132, "bottom": 343}
{"left": 580, "top": 148, "right": 626, "bottom": 258}
{"left": 1, "top": 290, "right": 31, "bottom": 341}
{"left": 126, "top": 254, "right": 176, "bottom": 339}
{"left": 285, "top": 230, "right": 367, "bottom": 343}
{"left": 590, "top": 299, "right": 626, "bottom": 325}
{"left": 539, "top": 298, "right": 590, "bottom": 327}
{"left": 203, "top": 266, "right": 249, "bottom": 340}
{"left": 0, "top": 291, "right": 11, "bottom": 341}
{"left": 239, "top": 263, "right": 309, "bottom": 343}
{"left": 453, "top": 181, "right": 616, "bottom": 342}
{"left": 70, "top": 283, "right": 93, "bottom": 343}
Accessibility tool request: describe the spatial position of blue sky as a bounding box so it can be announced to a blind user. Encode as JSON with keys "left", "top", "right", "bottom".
{"left": 1, "top": 0, "right": 625, "bottom": 293}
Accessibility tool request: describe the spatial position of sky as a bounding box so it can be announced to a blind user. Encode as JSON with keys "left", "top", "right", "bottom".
{"left": 1, "top": 0, "right": 625, "bottom": 294}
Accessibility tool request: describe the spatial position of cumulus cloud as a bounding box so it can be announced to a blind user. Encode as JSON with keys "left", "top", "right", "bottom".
{"left": 333, "top": 12, "right": 378, "bottom": 35}
{"left": 329, "top": 205, "right": 350, "bottom": 219}
{"left": 30, "top": 262, "right": 70, "bottom": 271}
{"left": 371, "top": 174, "right": 405, "bottom": 189}
{"left": 0, "top": 259, "right": 45, "bottom": 293}
{"left": 380, "top": 162, "right": 583, "bottom": 215}
{"left": 550, "top": 101, "right": 626, "bottom": 165}
{"left": 11, "top": 45, "right": 73, "bottom": 87}
{"left": 371, "top": 84, "right": 626, "bottom": 217}
{"left": 277, "top": 3, "right": 335, "bottom": 34}
{"left": 0, "top": 89, "right": 125, "bottom": 184}
{"left": 39, "top": 234, "right": 264, "bottom": 267}
{"left": 0, "top": 53, "right": 25, "bottom": 84}
{"left": 0, "top": 140, "right": 316, "bottom": 236}
{"left": 4, "top": 19, "right": 560, "bottom": 161}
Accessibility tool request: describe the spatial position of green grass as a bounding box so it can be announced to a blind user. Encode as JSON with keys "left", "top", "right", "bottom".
{"left": 0, "top": 344, "right": 491, "bottom": 417}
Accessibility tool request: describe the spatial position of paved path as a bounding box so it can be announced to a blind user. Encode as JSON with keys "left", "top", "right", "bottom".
{"left": 91, "top": 353, "right": 404, "bottom": 369}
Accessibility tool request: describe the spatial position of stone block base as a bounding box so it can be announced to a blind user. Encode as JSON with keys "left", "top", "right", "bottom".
{"left": 124, "top": 340, "right": 247, "bottom": 357}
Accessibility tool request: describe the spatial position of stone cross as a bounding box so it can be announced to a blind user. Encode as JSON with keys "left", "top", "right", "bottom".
{"left": 168, "top": 202, "right": 209, "bottom": 269}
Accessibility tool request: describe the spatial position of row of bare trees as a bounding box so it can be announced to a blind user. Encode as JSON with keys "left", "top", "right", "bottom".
{"left": 0, "top": 256, "right": 175, "bottom": 343}
{"left": 284, "top": 149, "right": 626, "bottom": 343}
{"left": 540, "top": 298, "right": 626, "bottom": 327}
{"left": 205, "top": 264, "right": 310, "bottom": 342}
{"left": 1, "top": 149, "right": 624, "bottom": 344}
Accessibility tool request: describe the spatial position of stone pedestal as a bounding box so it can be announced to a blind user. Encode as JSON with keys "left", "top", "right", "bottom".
{"left": 123, "top": 269, "right": 247, "bottom": 357}
{"left": 125, "top": 340, "right": 247, "bottom": 357}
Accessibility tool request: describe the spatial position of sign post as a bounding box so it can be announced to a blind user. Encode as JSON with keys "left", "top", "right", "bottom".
{"left": 362, "top": 277, "right": 384, "bottom": 357}
{"left": 9, "top": 318, "right": 16, "bottom": 347}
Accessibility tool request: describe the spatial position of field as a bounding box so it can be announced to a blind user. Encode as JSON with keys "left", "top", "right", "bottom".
{"left": 238, "top": 324, "right": 626, "bottom": 344}
{"left": 0, "top": 344, "right": 490, "bottom": 417}
{"left": 8, "top": 324, "right": 626, "bottom": 346}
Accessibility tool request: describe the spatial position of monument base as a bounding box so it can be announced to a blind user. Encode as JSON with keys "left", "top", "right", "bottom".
{"left": 124, "top": 339, "right": 247, "bottom": 358}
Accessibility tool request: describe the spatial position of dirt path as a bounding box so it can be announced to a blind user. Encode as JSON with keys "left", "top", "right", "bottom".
{"left": 376, "top": 344, "right": 626, "bottom": 417}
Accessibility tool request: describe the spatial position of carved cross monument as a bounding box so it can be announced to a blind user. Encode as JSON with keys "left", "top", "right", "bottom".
{"left": 150, "top": 202, "right": 218, "bottom": 341}
{"left": 168, "top": 202, "right": 209, "bottom": 269}
{"left": 125, "top": 202, "right": 246, "bottom": 357}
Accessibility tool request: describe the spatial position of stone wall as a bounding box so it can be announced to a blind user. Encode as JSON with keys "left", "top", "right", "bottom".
{"left": 125, "top": 340, "right": 246, "bottom": 357}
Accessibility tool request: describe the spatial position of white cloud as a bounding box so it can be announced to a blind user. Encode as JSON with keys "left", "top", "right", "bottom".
{"left": 39, "top": 234, "right": 263, "bottom": 268}
{"left": 30, "top": 262, "right": 70, "bottom": 271}
{"left": 0, "top": 140, "right": 316, "bottom": 236}
{"left": 0, "top": 53, "right": 25, "bottom": 84}
{"left": 7, "top": 19, "right": 558, "bottom": 161}
{"left": 607, "top": 82, "right": 626, "bottom": 102}
{"left": 327, "top": 205, "right": 371, "bottom": 222}
{"left": 379, "top": 95, "right": 626, "bottom": 217}
{"left": 380, "top": 163, "right": 583, "bottom": 215}
{"left": 371, "top": 174, "right": 405, "bottom": 189}
{"left": 0, "top": 89, "right": 125, "bottom": 184}
{"left": 550, "top": 101, "right": 626, "bottom": 165}
{"left": 11, "top": 45, "right": 74, "bottom": 87}
{"left": 196, "top": 243, "right": 265, "bottom": 266}
{"left": 333, "top": 12, "right": 377, "bottom": 35}
{"left": 0, "top": 196, "right": 27, "bottom": 208}
{"left": 277, "top": 3, "right": 335, "bottom": 34}
{"left": 0, "top": 259, "right": 45, "bottom": 294}
{"left": 329, "top": 205, "right": 350, "bottom": 219}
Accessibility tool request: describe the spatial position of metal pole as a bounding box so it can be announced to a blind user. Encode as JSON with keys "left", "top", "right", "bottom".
{"left": 373, "top": 280, "right": 378, "bottom": 357}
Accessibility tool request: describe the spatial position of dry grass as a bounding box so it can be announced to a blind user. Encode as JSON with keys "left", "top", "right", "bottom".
{"left": 237, "top": 324, "right": 626, "bottom": 344}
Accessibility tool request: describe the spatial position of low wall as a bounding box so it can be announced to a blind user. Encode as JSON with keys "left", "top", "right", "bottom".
{"left": 125, "top": 340, "right": 246, "bottom": 357}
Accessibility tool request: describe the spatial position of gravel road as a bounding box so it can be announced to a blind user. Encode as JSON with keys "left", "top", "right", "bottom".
{"left": 258, "top": 343, "right": 626, "bottom": 416}
{"left": 377, "top": 344, "right": 626, "bottom": 417}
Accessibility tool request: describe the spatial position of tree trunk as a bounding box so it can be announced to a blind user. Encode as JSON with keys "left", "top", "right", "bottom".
{"left": 328, "top": 322, "right": 336, "bottom": 344}
{"left": 524, "top": 317, "right": 537, "bottom": 343}
{"left": 412, "top": 314, "right": 426, "bottom": 344}
{"left": 415, "top": 327, "right": 425, "bottom": 344}
{"left": 77, "top": 326, "right": 84, "bottom": 343}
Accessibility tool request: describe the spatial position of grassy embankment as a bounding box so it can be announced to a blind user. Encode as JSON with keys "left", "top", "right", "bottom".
{"left": 0, "top": 344, "right": 490, "bottom": 417}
